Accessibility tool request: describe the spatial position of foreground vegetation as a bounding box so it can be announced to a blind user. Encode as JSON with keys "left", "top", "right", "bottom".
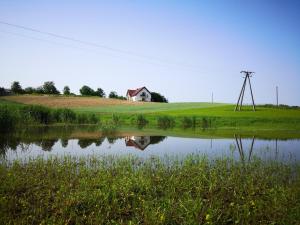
{"left": 0, "top": 155, "right": 299, "bottom": 224}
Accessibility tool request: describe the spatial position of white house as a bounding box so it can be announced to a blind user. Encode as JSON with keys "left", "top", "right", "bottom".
{"left": 126, "top": 87, "right": 151, "bottom": 102}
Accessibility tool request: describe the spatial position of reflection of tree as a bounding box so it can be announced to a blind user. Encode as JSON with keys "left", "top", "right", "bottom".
{"left": 95, "top": 137, "right": 105, "bottom": 146}
{"left": 107, "top": 137, "right": 121, "bottom": 144}
{"left": 150, "top": 136, "right": 166, "bottom": 145}
{"left": 38, "top": 139, "right": 58, "bottom": 151}
{"left": 78, "top": 137, "right": 107, "bottom": 149}
{"left": 78, "top": 139, "right": 95, "bottom": 149}
{"left": 60, "top": 139, "right": 68, "bottom": 148}
{"left": 0, "top": 135, "right": 21, "bottom": 157}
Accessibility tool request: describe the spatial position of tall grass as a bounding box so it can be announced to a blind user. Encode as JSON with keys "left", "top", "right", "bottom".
{"left": 131, "top": 114, "right": 149, "bottom": 129}
{"left": 157, "top": 116, "right": 175, "bottom": 129}
{"left": 0, "top": 155, "right": 299, "bottom": 224}
{"left": 0, "top": 103, "right": 99, "bottom": 130}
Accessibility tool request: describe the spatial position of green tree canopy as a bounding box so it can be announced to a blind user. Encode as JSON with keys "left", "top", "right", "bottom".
{"left": 11, "top": 81, "right": 23, "bottom": 94}
{"left": 43, "top": 81, "right": 60, "bottom": 94}
{"left": 151, "top": 92, "right": 168, "bottom": 103}
{"left": 80, "top": 85, "right": 95, "bottom": 96}
{"left": 96, "top": 88, "right": 105, "bottom": 97}
{"left": 63, "top": 86, "right": 71, "bottom": 95}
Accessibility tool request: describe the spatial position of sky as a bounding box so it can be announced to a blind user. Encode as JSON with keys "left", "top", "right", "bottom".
{"left": 0, "top": 0, "right": 299, "bottom": 105}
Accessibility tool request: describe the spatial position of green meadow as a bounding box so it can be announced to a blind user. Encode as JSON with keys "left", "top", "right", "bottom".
{"left": 1, "top": 98, "right": 300, "bottom": 131}
{"left": 74, "top": 103, "right": 300, "bottom": 130}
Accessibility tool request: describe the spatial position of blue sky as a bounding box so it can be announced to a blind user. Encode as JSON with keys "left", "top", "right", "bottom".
{"left": 0, "top": 0, "right": 299, "bottom": 105}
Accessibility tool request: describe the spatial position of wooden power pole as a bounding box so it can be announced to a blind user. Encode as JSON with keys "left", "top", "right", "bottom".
{"left": 276, "top": 86, "right": 279, "bottom": 107}
{"left": 235, "top": 71, "right": 256, "bottom": 111}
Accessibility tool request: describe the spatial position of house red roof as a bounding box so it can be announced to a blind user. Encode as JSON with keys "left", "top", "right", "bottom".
{"left": 126, "top": 87, "right": 150, "bottom": 97}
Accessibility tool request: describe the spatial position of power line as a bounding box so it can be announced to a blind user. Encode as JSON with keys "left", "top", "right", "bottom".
{"left": 0, "top": 29, "right": 205, "bottom": 73}
{"left": 0, "top": 20, "right": 202, "bottom": 70}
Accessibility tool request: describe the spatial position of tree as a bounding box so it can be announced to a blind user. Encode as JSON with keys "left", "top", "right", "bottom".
{"left": 108, "top": 91, "right": 118, "bottom": 98}
{"left": 96, "top": 88, "right": 105, "bottom": 97}
{"left": 108, "top": 91, "right": 126, "bottom": 100}
{"left": 11, "top": 81, "right": 23, "bottom": 94}
{"left": 36, "top": 86, "right": 44, "bottom": 94}
{"left": 24, "top": 87, "right": 35, "bottom": 94}
{"left": 151, "top": 92, "right": 168, "bottom": 103}
{"left": 63, "top": 86, "right": 71, "bottom": 95}
{"left": 0, "top": 87, "right": 8, "bottom": 96}
{"left": 43, "top": 81, "right": 60, "bottom": 94}
{"left": 80, "top": 85, "right": 95, "bottom": 96}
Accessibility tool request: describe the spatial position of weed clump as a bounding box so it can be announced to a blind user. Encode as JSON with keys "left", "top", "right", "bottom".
{"left": 132, "top": 114, "right": 149, "bottom": 129}
{"left": 157, "top": 116, "right": 175, "bottom": 129}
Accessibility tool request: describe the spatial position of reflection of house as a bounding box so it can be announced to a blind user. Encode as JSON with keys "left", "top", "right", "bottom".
{"left": 126, "top": 87, "right": 151, "bottom": 102}
{"left": 125, "top": 136, "right": 151, "bottom": 150}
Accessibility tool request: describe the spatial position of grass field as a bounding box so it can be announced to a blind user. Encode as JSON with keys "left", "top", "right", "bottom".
{"left": 1, "top": 95, "right": 300, "bottom": 130}
{"left": 0, "top": 95, "right": 145, "bottom": 107}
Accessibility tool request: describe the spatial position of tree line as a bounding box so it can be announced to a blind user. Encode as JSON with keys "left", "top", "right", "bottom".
{"left": 0, "top": 81, "right": 168, "bottom": 102}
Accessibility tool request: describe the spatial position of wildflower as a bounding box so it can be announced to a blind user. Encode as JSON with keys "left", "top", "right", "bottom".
{"left": 206, "top": 214, "right": 210, "bottom": 220}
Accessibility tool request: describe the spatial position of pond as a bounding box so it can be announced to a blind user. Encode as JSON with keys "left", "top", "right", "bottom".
{"left": 1, "top": 126, "right": 300, "bottom": 163}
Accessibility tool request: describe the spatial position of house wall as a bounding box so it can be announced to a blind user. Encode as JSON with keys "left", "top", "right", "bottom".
{"left": 127, "top": 88, "right": 151, "bottom": 102}
{"left": 134, "top": 89, "right": 151, "bottom": 102}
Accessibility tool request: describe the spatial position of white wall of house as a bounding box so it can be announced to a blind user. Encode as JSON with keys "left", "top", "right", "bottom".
{"left": 127, "top": 88, "right": 151, "bottom": 102}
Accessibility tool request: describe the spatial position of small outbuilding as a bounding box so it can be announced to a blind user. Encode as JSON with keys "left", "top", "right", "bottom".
{"left": 126, "top": 86, "right": 151, "bottom": 102}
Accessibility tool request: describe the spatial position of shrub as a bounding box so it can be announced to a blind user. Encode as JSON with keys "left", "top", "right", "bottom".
{"left": 87, "top": 114, "right": 98, "bottom": 124}
{"left": 181, "top": 116, "right": 196, "bottom": 128}
{"left": 0, "top": 106, "right": 16, "bottom": 131}
{"left": 157, "top": 116, "right": 175, "bottom": 129}
{"left": 112, "top": 114, "right": 121, "bottom": 126}
{"left": 20, "top": 105, "right": 52, "bottom": 124}
{"left": 52, "top": 108, "right": 76, "bottom": 123}
{"left": 135, "top": 114, "right": 148, "bottom": 128}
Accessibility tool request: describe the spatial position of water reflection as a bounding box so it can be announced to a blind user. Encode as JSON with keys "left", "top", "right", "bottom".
{"left": 125, "top": 136, "right": 166, "bottom": 150}
{"left": 0, "top": 130, "right": 299, "bottom": 162}
{"left": 234, "top": 135, "right": 255, "bottom": 162}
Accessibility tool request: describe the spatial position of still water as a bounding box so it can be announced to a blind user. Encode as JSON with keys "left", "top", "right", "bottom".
{"left": 1, "top": 127, "right": 299, "bottom": 162}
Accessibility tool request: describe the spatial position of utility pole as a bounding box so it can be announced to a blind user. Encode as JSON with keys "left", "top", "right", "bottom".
{"left": 276, "top": 86, "right": 279, "bottom": 107}
{"left": 212, "top": 92, "right": 214, "bottom": 104}
{"left": 235, "top": 71, "right": 256, "bottom": 111}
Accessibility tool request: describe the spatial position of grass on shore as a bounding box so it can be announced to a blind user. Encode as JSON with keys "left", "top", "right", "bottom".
{"left": 0, "top": 155, "right": 299, "bottom": 224}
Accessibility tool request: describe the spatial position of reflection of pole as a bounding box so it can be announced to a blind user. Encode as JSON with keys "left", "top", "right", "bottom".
{"left": 234, "top": 135, "right": 256, "bottom": 162}
{"left": 275, "top": 139, "right": 278, "bottom": 160}
{"left": 248, "top": 136, "right": 255, "bottom": 162}
{"left": 210, "top": 138, "right": 212, "bottom": 149}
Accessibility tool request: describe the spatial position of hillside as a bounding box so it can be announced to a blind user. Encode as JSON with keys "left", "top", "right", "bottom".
{"left": 0, "top": 95, "right": 146, "bottom": 108}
